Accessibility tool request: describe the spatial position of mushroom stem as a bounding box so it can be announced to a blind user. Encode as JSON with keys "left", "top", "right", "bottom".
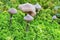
{"left": 10, "top": 14, "right": 13, "bottom": 27}
{"left": 26, "top": 21, "right": 30, "bottom": 32}
{"left": 25, "top": 14, "right": 27, "bottom": 16}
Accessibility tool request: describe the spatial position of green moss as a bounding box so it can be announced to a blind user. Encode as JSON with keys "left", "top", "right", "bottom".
{"left": 0, "top": 0, "right": 60, "bottom": 40}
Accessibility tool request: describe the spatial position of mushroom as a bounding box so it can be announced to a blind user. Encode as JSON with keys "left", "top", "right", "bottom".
{"left": 52, "top": 15, "right": 57, "bottom": 20}
{"left": 52, "top": 15, "right": 57, "bottom": 22}
{"left": 24, "top": 14, "right": 34, "bottom": 32}
{"left": 18, "top": 3, "right": 36, "bottom": 16}
{"left": 8, "top": 8, "right": 17, "bottom": 14}
{"left": 34, "top": 3, "right": 42, "bottom": 12}
{"left": 24, "top": 14, "right": 34, "bottom": 22}
{"left": 8, "top": 8, "right": 17, "bottom": 26}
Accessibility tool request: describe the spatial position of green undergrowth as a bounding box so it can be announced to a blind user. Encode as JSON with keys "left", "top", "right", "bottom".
{"left": 0, "top": 0, "right": 60, "bottom": 40}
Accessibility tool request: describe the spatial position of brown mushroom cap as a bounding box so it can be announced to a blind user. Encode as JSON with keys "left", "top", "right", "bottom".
{"left": 18, "top": 3, "right": 36, "bottom": 16}
{"left": 28, "top": 11, "right": 36, "bottom": 17}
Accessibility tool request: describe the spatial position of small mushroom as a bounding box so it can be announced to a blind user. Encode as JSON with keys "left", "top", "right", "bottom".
{"left": 24, "top": 14, "right": 34, "bottom": 22}
{"left": 18, "top": 3, "right": 36, "bottom": 16}
{"left": 8, "top": 8, "right": 17, "bottom": 26}
{"left": 52, "top": 15, "right": 57, "bottom": 20}
{"left": 34, "top": 3, "right": 42, "bottom": 12}
{"left": 8, "top": 8, "right": 17, "bottom": 14}
{"left": 24, "top": 14, "right": 34, "bottom": 32}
